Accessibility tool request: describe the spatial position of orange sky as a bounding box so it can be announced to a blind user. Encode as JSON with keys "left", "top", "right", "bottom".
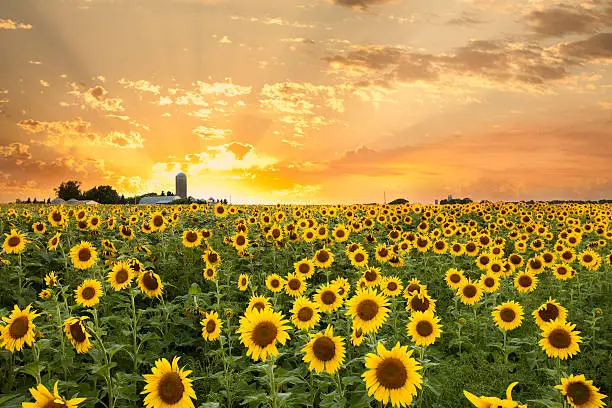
{"left": 1, "top": 0, "right": 612, "bottom": 204}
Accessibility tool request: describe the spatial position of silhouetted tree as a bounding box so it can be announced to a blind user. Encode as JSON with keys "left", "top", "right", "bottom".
{"left": 83, "top": 185, "right": 120, "bottom": 204}
{"left": 55, "top": 180, "right": 82, "bottom": 200}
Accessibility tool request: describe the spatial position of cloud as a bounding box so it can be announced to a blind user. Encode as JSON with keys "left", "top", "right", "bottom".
{"left": 281, "top": 37, "right": 316, "bottom": 44}
{"left": 230, "top": 15, "right": 316, "bottom": 28}
{"left": 331, "top": 0, "right": 400, "bottom": 11}
{"left": 192, "top": 126, "right": 231, "bottom": 140}
{"left": 118, "top": 78, "right": 161, "bottom": 95}
{"left": 68, "top": 83, "right": 126, "bottom": 112}
{"left": 219, "top": 35, "right": 232, "bottom": 44}
{"left": 558, "top": 32, "right": 612, "bottom": 60}
{"left": 524, "top": 3, "right": 612, "bottom": 37}
{"left": 16, "top": 118, "right": 144, "bottom": 149}
{"left": 0, "top": 18, "right": 32, "bottom": 30}
{"left": 446, "top": 12, "right": 486, "bottom": 26}
{"left": 0, "top": 143, "right": 32, "bottom": 164}
{"left": 40, "top": 80, "right": 50, "bottom": 87}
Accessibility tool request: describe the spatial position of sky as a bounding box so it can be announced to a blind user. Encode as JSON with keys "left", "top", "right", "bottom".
{"left": 1, "top": 0, "right": 612, "bottom": 204}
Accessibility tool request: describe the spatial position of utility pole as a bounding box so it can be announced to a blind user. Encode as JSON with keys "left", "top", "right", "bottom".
{"left": 383, "top": 191, "right": 386, "bottom": 204}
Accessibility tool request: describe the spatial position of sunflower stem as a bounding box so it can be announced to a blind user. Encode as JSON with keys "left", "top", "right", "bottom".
{"left": 17, "top": 252, "right": 23, "bottom": 297}
{"left": 31, "top": 341, "right": 41, "bottom": 384}
{"left": 92, "top": 310, "right": 115, "bottom": 408}
{"left": 267, "top": 357, "right": 278, "bottom": 408}
{"left": 55, "top": 302, "right": 68, "bottom": 379}
{"left": 129, "top": 288, "right": 139, "bottom": 371}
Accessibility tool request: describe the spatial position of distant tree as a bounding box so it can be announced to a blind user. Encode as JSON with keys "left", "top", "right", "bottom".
{"left": 46, "top": 198, "right": 51, "bottom": 204}
{"left": 55, "top": 180, "right": 82, "bottom": 200}
{"left": 119, "top": 194, "right": 126, "bottom": 204}
{"left": 26, "top": 197, "right": 31, "bottom": 204}
{"left": 167, "top": 191, "right": 174, "bottom": 196}
{"left": 33, "top": 197, "right": 38, "bottom": 204}
{"left": 83, "top": 185, "right": 121, "bottom": 204}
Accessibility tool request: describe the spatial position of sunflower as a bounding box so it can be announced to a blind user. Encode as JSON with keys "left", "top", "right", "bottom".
{"left": 1, "top": 304, "right": 39, "bottom": 352}
{"left": 533, "top": 298, "right": 568, "bottom": 329}
{"left": 526, "top": 256, "right": 546, "bottom": 274}
{"left": 294, "top": 258, "right": 315, "bottom": 279}
{"left": 47, "top": 232, "right": 62, "bottom": 251}
{"left": 45, "top": 271, "right": 58, "bottom": 287}
{"left": 236, "top": 308, "right": 290, "bottom": 362}
{"left": 559, "top": 248, "right": 576, "bottom": 263}
{"left": 374, "top": 244, "right": 393, "bottom": 263}
{"left": 23, "top": 381, "right": 86, "bottom": 408}
{"left": 265, "top": 274, "right": 284, "bottom": 293}
{"left": 350, "top": 248, "right": 369, "bottom": 268}
{"left": 406, "top": 292, "right": 437, "bottom": 313}
{"left": 69, "top": 241, "right": 98, "bottom": 270}
{"left": 514, "top": 271, "right": 538, "bottom": 293}
{"left": 63, "top": 316, "right": 92, "bottom": 353}
{"left": 332, "top": 277, "right": 351, "bottom": 298}
{"left": 238, "top": 274, "right": 249, "bottom": 291}
{"left": 475, "top": 253, "right": 492, "bottom": 271}
{"left": 39, "top": 289, "right": 52, "bottom": 300}
{"left": 74, "top": 279, "right": 103, "bottom": 307}
{"left": 479, "top": 272, "right": 501, "bottom": 293}
{"left": 507, "top": 253, "right": 524, "bottom": 269}
{"left": 32, "top": 222, "right": 46, "bottom": 234}
{"left": 578, "top": 250, "right": 601, "bottom": 271}
{"left": 232, "top": 232, "right": 249, "bottom": 251}
{"left": 107, "top": 260, "right": 134, "bottom": 291}
{"left": 351, "top": 327, "right": 365, "bottom": 346}
{"left": 302, "top": 228, "right": 316, "bottom": 243}
{"left": 313, "top": 247, "right": 334, "bottom": 269}
{"left": 314, "top": 284, "right": 343, "bottom": 313}
{"left": 332, "top": 224, "right": 350, "bottom": 242}
{"left": 247, "top": 295, "right": 272, "bottom": 313}
{"left": 407, "top": 310, "right": 442, "bottom": 347}
{"left": 362, "top": 342, "right": 422, "bottom": 408}
{"left": 201, "top": 311, "right": 222, "bottom": 341}
{"left": 142, "top": 356, "right": 196, "bottom": 408}
{"left": 291, "top": 296, "right": 320, "bottom": 330}
{"left": 181, "top": 229, "right": 202, "bottom": 248}
{"left": 445, "top": 268, "right": 465, "bottom": 289}
{"left": 449, "top": 242, "right": 465, "bottom": 256}
{"left": 138, "top": 271, "right": 164, "bottom": 298}
{"left": 380, "top": 276, "right": 403, "bottom": 297}
{"left": 463, "top": 382, "right": 526, "bottom": 408}
{"left": 345, "top": 288, "right": 390, "bottom": 334}
{"left": 2, "top": 229, "right": 29, "bottom": 254}
{"left": 403, "top": 278, "right": 424, "bottom": 298}
{"left": 302, "top": 325, "right": 346, "bottom": 374}
{"left": 553, "top": 263, "right": 575, "bottom": 281}
{"left": 457, "top": 279, "right": 483, "bottom": 305}
{"left": 203, "top": 266, "right": 217, "bottom": 280}
{"left": 284, "top": 273, "right": 306, "bottom": 297}
{"left": 202, "top": 249, "right": 221, "bottom": 269}
{"left": 556, "top": 374, "right": 607, "bottom": 408}
{"left": 492, "top": 301, "right": 524, "bottom": 331}
{"left": 539, "top": 319, "right": 582, "bottom": 360}
{"left": 362, "top": 266, "right": 382, "bottom": 287}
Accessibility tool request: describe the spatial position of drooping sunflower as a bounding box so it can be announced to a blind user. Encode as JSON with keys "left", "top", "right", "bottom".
{"left": 380, "top": 276, "right": 403, "bottom": 297}
{"left": 138, "top": 271, "right": 164, "bottom": 298}
{"left": 314, "top": 284, "right": 344, "bottom": 313}
{"left": 302, "top": 325, "right": 346, "bottom": 374}
{"left": 479, "top": 272, "right": 501, "bottom": 293}
{"left": 69, "top": 241, "right": 98, "bottom": 270}
{"left": 47, "top": 232, "right": 62, "bottom": 251}
{"left": 445, "top": 268, "right": 466, "bottom": 289}
{"left": 265, "top": 274, "right": 284, "bottom": 293}
{"left": 22, "top": 381, "right": 86, "bottom": 408}
{"left": 492, "top": 301, "right": 524, "bottom": 331}
{"left": 236, "top": 308, "right": 291, "bottom": 362}
{"left": 63, "top": 316, "right": 92, "bottom": 353}
{"left": 107, "top": 260, "right": 134, "bottom": 291}
{"left": 407, "top": 310, "right": 442, "bottom": 347}
{"left": 2, "top": 229, "right": 29, "bottom": 254}
{"left": 457, "top": 279, "right": 483, "bottom": 305}
{"left": 284, "top": 273, "right": 306, "bottom": 297}
{"left": 463, "top": 382, "right": 526, "bottom": 408}
{"left": 313, "top": 247, "right": 334, "bottom": 269}
{"left": 142, "top": 356, "right": 197, "bottom": 408}
{"left": 345, "top": 288, "right": 390, "bottom": 334}
{"left": 181, "top": 229, "right": 202, "bottom": 248}
{"left": 294, "top": 258, "right": 315, "bottom": 279}
{"left": 247, "top": 295, "right": 272, "bottom": 313}
{"left": 201, "top": 311, "right": 222, "bottom": 341}
{"left": 533, "top": 298, "right": 568, "bottom": 329}
{"left": 1, "top": 304, "right": 39, "bottom": 352}
{"left": 514, "top": 271, "right": 538, "bottom": 293}
{"left": 555, "top": 374, "right": 607, "bottom": 408}
{"left": 362, "top": 342, "right": 422, "bottom": 408}
{"left": 237, "top": 274, "right": 249, "bottom": 291}
{"left": 45, "top": 271, "right": 58, "bottom": 287}
{"left": 351, "top": 327, "right": 365, "bottom": 346}
{"left": 539, "top": 319, "right": 582, "bottom": 360}
{"left": 291, "top": 296, "right": 320, "bottom": 330}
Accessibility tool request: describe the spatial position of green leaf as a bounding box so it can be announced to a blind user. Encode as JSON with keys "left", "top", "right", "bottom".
{"left": 188, "top": 283, "right": 202, "bottom": 295}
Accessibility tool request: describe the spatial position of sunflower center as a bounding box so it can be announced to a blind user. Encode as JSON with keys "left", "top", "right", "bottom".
{"left": 364, "top": 270, "right": 378, "bottom": 282}
{"left": 70, "top": 322, "right": 87, "bottom": 342}
{"left": 288, "top": 279, "right": 301, "bottom": 290}
{"left": 115, "top": 269, "right": 129, "bottom": 284}
{"left": 316, "top": 251, "right": 330, "bottom": 263}
{"left": 7, "top": 236, "right": 20, "bottom": 247}
{"left": 518, "top": 275, "right": 532, "bottom": 287}
{"left": 452, "top": 244, "right": 461, "bottom": 252}
{"left": 78, "top": 248, "right": 91, "bottom": 262}
{"left": 157, "top": 372, "right": 185, "bottom": 405}
{"left": 241, "top": 278, "right": 247, "bottom": 286}
{"left": 52, "top": 212, "right": 62, "bottom": 222}
{"left": 562, "top": 251, "right": 573, "bottom": 261}
{"left": 82, "top": 287, "right": 96, "bottom": 300}
{"left": 557, "top": 266, "right": 568, "bottom": 275}
{"left": 9, "top": 316, "right": 29, "bottom": 339}
{"left": 491, "top": 264, "right": 501, "bottom": 273}
{"left": 375, "top": 357, "right": 408, "bottom": 390}
{"left": 312, "top": 336, "right": 336, "bottom": 361}
{"left": 463, "top": 285, "right": 477, "bottom": 298}
{"left": 51, "top": 237, "right": 58, "bottom": 245}
{"left": 253, "top": 302, "right": 265, "bottom": 312}
{"left": 538, "top": 303, "right": 559, "bottom": 322}
{"left": 416, "top": 320, "right": 434, "bottom": 337}
{"left": 484, "top": 277, "right": 495, "bottom": 288}
{"left": 543, "top": 253, "right": 553, "bottom": 263}
{"left": 530, "top": 260, "right": 542, "bottom": 269}
{"left": 450, "top": 274, "right": 461, "bottom": 283}
{"left": 583, "top": 254, "right": 593, "bottom": 263}
{"left": 357, "top": 299, "right": 379, "bottom": 321}
{"left": 206, "top": 320, "right": 216, "bottom": 333}
{"left": 549, "top": 329, "right": 572, "bottom": 349}
{"left": 387, "top": 282, "right": 398, "bottom": 291}
{"left": 298, "top": 263, "right": 310, "bottom": 274}
{"left": 142, "top": 272, "right": 159, "bottom": 290}
{"left": 354, "top": 253, "right": 365, "bottom": 262}
{"left": 466, "top": 243, "right": 476, "bottom": 252}
{"left": 251, "top": 321, "right": 278, "bottom": 348}
{"left": 500, "top": 308, "right": 516, "bottom": 322}
{"left": 510, "top": 255, "right": 521, "bottom": 265}
{"left": 236, "top": 236, "right": 246, "bottom": 246}
{"left": 208, "top": 253, "right": 218, "bottom": 263}
{"left": 379, "top": 248, "right": 389, "bottom": 256}
{"left": 435, "top": 242, "right": 444, "bottom": 250}
{"left": 336, "top": 230, "right": 345, "bottom": 238}
{"left": 480, "top": 256, "right": 490, "bottom": 265}
{"left": 42, "top": 401, "right": 69, "bottom": 408}
{"left": 270, "top": 279, "right": 280, "bottom": 288}
{"left": 566, "top": 382, "right": 591, "bottom": 405}
{"left": 186, "top": 231, "right": 198, "bottom": 243}
{"left": 272, "top": 229, "right": 280, "bottom": 238}
{"left": 297, "top": 307, "right": 314, "bottom": 322}
{"left": 406, "top": 284, "right": 420, "bottom": 294}
{"left": 321, "top": 290, "right": 337, "bottom": 305}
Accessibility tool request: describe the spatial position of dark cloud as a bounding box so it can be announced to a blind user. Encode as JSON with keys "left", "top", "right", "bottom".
{"left": 446, "top": 13, "right": 485, "bottom": 26}
{"left": 524, "top": 3, "right": 612, "bottom": 37}
{"left": 226, "top": 142, "right": 253, "bottom": 160}
{"left": 559, "top": 32, "right": 612, "bottom": 60}
{"left": 332, "top": 0, "right": 397, "bottom": 11}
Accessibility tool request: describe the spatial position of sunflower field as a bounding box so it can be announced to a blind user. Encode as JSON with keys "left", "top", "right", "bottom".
{"left": 0, "top": 202, "right": 610, "bottom": 408}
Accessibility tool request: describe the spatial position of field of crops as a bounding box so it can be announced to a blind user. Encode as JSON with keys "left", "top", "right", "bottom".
{"left": 0, "top": 202, "right": 610, "bottom": 408}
